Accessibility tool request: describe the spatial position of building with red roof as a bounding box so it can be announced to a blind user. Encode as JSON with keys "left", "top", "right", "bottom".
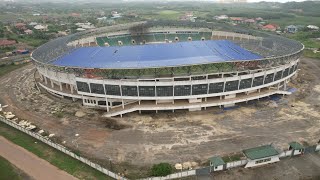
{"left": 262, "top": 24, "right": 279, "bottom": 31}
{"left": 0, "top": 39, "right": 16, "bottom": 47}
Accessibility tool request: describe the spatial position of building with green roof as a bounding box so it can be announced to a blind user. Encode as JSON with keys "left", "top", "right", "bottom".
{"left": 209, "top": 156, "right": 225, "bottom": 172}
{"left": 288, "top": 141, "right": 304, "bottom": 156}
{"left": 243, "top": 145, "right": 280, "bottom": 168}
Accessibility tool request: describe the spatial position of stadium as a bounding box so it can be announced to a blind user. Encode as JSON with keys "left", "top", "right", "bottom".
{"left": 31, "top": 21, "right": 304, "bottom": 117}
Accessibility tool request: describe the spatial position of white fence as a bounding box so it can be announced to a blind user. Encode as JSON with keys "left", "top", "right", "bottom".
{"left": 279, "top": 150, "right": 293, "bottom": 158}
{"left": 0, "top": 116, "right": 126, "bottom": 180}
{"left": 226, "top": 160, "right": 248, "bottom": 169}
{"left": 141, "top": 170, "right": 196, "bottom": 180}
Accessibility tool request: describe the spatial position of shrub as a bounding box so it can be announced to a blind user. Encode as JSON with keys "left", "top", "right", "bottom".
{"left": 151, "top": 163, "right": 173, "bottom": 177}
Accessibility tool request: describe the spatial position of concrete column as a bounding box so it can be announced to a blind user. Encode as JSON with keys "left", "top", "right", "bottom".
{"left": 59, "top": 82, "right": 63, "bottom": 91}
{"left": 106, "top": 98, "right": 109, "bottom": 112}
{"left": 44, "top": 76, "right": 48, "bottom": 84}
{"left": 51, "top": 79, "right": 54, "bottom": 88}
{"left": 70, "top": 85, "right": 74, "bottom": 94}
{"left": 284, "top": 81, "right": 287, "bottom": 91}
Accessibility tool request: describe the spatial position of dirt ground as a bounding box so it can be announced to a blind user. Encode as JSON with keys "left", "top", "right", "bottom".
{"left": 210, "top": 153, "right": 320, "bottom": 180}
{"left": 0, "top": 57, "right": 319, "bottom": 173}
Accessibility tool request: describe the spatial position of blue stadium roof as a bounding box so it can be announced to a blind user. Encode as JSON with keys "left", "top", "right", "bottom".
{"left": 52, "top": 40, "right": 262, "bottom": 69}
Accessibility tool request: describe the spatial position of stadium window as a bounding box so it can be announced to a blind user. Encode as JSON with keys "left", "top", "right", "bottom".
{"left": 121, "top": 86, "right": 138, "bottom": 96}
{"left": 156, "top": 86, "right": 173, "bottom": 96}
{"left": 239, "top": 78, "right": 252, "bottom": 89}
{"left": 90, "top": 83, "right": 105, "bottom": 94}
{"left": 289, "top": 66, "right": 294, "bottom": 75}
{"left": 174, "top": 85, "right": 191, "bottom": 96}
{"left": 209, "top": 82, "right": 224, "bottom": 93}
{"left": 105, "top": 84, "right": 121, "bottom": 96}
{"left": 138, "top": 86, "right": 155, "bottom": 97}
{"left": 283, "top": 68, "right": 289, "bottom": 77}
{"left": 98, "top": 101, "right": 107, "bottom": 106}
{"left": 224, "top": 80, "right": 239, "bottom": 92}
{"left": 192, "top": 84, "right": 208, "bottom": 95}
{"left": 252, "top": 76, "right": 264, "bottom": 87}
{"left": 264, "top": 73, "right": 274, "bottom": 84}
{"left": 274, "top": 71, "right": 283, "bottom": 81}
{"left": 76, "top": 81, "right": 90, "bottom": 93}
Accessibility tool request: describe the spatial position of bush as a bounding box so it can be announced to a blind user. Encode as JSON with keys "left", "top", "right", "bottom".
{"left": 151, "top": 163, "right": 173, "bottom": 177}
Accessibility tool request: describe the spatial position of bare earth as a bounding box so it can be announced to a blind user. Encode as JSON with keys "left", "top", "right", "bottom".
{"left": 210, "top": 153, "right": 320, "bottom": 180}
{"left": 0, "top": 57, "right": 319, "bottom": 173}
{"left": 0, "top": 136, "right": 77, "bottom": 180}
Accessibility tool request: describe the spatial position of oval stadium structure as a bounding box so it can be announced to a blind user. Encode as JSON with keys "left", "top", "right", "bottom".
{"left": 31, "top": 21, "right": 304, "bottom": 117}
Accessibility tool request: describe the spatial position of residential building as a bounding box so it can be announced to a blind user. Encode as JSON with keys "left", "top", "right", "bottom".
{"left": 286, "top": 25, "right": 298, "bottom": 33}
{"left": 262, "top": 24, "right": 279, "bottom": 31}
{"left": 307, "top": 25, "right": 319, "bottom": 30}
{"left": 34, "top": 25, "right": 48, "bottom": 32}
{"left": 24, "top": 29, "right": 33, "bottom": 35}
{"left": 0, "top": 39, "right": 16, "bottom": 47}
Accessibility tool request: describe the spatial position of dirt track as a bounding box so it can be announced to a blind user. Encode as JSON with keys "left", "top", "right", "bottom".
{"left": 0, "top": 58, "right": 319, "bottom": 174}
{"left": 0, "top": 136, "right": 77, "bottom": 180}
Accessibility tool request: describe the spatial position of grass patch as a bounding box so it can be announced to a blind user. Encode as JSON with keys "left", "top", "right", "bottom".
{"left": 0, "top": 63, "right": 29, "bottom": 77}
{"left": 0, "top": 121, "right": 112, "bottom": 180}
{"left": 156, "top": 10, "right": 182, "bottom": 20}
{"left": 303, "top": 49, "right": 320, "bottom": 59}
{"left": 222, "top": 153, "right": 244, "bottom": 163}
{"left": 158, "top": 10, "right": 180, "bottom": 15}
{"left": 0, "top": 155, "right": 23, "bottom": 180}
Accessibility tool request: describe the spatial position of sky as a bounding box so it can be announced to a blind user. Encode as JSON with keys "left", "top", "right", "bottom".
{"left": 0, "top": 0, "right": 312, "bottom": 3}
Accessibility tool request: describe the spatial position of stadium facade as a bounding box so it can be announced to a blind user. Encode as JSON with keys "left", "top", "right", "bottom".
{"left": 31, "top": 21, "right": 304, "bottom": 117}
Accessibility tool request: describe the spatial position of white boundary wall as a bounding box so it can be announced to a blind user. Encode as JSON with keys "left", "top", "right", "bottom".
{"left": 140, "top": 170, "right": 196, "bottom": 180}
{"left": 226, "top": 160, "right": 248, "bottom": 169}
{"left": 0, "top": 116, "right": 126, "bottom": 180}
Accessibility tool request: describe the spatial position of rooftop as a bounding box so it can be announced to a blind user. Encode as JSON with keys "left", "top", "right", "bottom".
{"left": 209, "top": 156, "right": 225, "bottom": 167}
{"left": 289, "top": 142, "right": 304, "bottom": 150}
{"left": 243, "top": 145, "right": 279, "bottom": 160}
{"left": 52, "top": 40, "right": 262, "bottom": 69}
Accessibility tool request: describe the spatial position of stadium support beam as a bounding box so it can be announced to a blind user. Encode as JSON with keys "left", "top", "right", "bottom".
{"left": 50, "top": 79, "right": 54, "bottom": 88}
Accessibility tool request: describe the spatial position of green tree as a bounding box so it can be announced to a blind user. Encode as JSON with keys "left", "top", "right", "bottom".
{"left": 151, "top": 163, "right": 173, "bottom": 177}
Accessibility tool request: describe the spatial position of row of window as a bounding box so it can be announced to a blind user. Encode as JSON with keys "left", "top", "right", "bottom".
{"left": 76, "top": 65, "right": 297, "bottom": 97}
{"left": 255, "top": 158, "right": 271, "bottom": 164}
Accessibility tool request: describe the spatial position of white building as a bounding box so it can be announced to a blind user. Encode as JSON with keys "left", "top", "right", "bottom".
{"left": 75, "top": 22, "right": 95, "bottom": 29}
{"left": 288, "top": 141, "right": 304, "bottom": 156}
{"left": 307, "top": 25, "right": 319, "bottom": 30}
{"left": 29, "top": 22, "right": 38, "bottom": 26}
{"left": 215, "top": 15, "right": 229, "bottom": 21}
{"left": 34, "top": 25, "right": 48, "bottom": 32}
{"left": 209, "top": 156, "right": 225, "bottom": 172}
{"left": 316, "top": 140, "right": 320, "bottom": 151}
{"left": 243, "top": 145, "right": 280, "bottom": 168}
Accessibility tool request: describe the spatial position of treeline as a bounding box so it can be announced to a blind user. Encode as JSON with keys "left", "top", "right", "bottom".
{"left": 224, "top": 12, "right": 295, "bottom": 20}
{"left": 281, "top": 1, "right": 320, "bottom": 17}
